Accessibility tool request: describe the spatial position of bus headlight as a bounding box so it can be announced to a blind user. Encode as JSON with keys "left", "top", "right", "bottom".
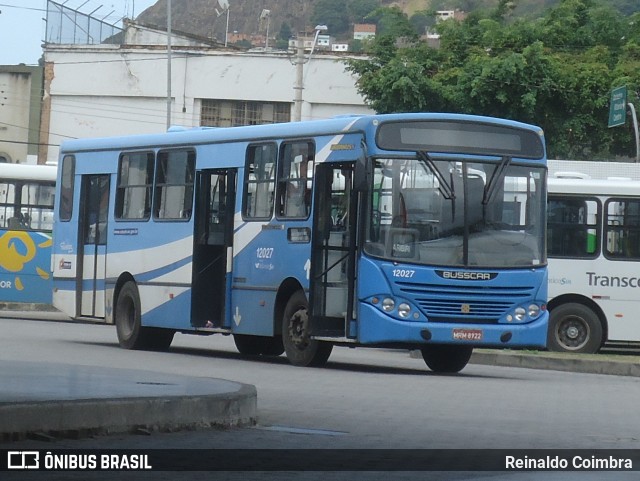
{"left": 398, "top": 303, "right": 411, "bottom": 318}
{"left": 514, "top": 307, "right": 526, "bottom": 322}
{"left": 528, "top": 304, "right": 541, "bottom": 318}
{"left": 382, "top": 298, "right": 395, "bottom": 312}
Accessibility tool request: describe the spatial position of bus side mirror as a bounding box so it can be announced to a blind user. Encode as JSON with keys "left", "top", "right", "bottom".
{"left": 354, "top": 154, "right": 369, "bottom": 192}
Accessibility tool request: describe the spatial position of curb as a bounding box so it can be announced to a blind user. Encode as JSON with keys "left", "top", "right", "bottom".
{"left": 0, "top": 385, "right": 257, "bottom": 439}
{"left": 470, "top": 350, "right": 640, "bottom": 377}
{"left": 0, "top": 359, "right": 258, "bottom": 440}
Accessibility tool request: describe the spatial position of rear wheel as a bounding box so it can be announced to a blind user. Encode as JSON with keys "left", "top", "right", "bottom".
{"left": 282, "top": 290, "right": 332, "bottom": 367}
{"left": 421, "top": 344, "right": 473, "bottom": 373}
{"left": 547, "top": 303, "right": 603, "bottom": 353}
{"left": 115, "top": 281, "right": 174, "bottom": 351}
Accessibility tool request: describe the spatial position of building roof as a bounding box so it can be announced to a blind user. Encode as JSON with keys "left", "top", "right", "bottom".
{"left": 354, "top": 24, "right": 376, "bottom": 33}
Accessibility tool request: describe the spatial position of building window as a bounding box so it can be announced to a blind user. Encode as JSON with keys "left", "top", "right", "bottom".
{"left": 276, "top": 141, "right": 314, "bottom": 219}
{"left": 116, "top": 152, "right": 154, "bottom": 220}
{"left": 201, "top": 100, "right": 290, "bottom": 127}
{"left": 243, "top": 143, "right": 277, "bottom": 220}
{"left": 154, "top": 150, "right": 195, "bottom": 220}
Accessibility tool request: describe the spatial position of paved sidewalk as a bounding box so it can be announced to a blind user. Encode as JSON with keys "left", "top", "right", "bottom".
{"left": 0, "top": 307, "right": 257, "bottom": 439}
{"left": 0, "top": 360, "right": 256, "bottom": 439}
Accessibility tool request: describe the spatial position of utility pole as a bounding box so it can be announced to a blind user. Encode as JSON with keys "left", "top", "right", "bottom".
{"left": 292, "top": 25, "right": 327, "bottom": 122}
{"left": 629, "top": 102, "right": 640, "bottom": 163}
{"left": 166, "top": 0, "right": 172, "bottom": 130}
{"left": 293, "top": 38, "right": 304, "bottom": 122}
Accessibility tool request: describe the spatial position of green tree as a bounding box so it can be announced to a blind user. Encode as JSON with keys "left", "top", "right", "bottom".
{"left": 278, "top": 22, "right": 292, "bottom": 41}
{"left": 348, "top": 0, "right": 380, "bottom": 22}
{"left": 346, "top": 0, "right": 640, "bottom": 159}
{"left": 409, "top": 11, "right": 436, "bottom": 36}
{"left": 366, "top": 6, "right": 419, "bottom": 39}
{"left": 312, "top": 0, "right": 351, "bottom": 34}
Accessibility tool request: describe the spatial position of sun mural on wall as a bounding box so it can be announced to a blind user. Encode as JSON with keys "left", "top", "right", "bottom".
{"left": 0, "top": 231, "right": 51, "bottom": 290}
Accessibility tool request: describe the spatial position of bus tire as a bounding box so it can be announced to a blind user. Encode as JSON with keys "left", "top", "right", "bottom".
{"left": 234, "top": 335, "right": 284, "bottom": 356}
{"left": 144, "top": 328, "right": 175, "bottom": 351}
{"left": 233, "top": 334, "right": 263, "bottom": 355}
{"left": 260, "top": 336, "right": 285, "bottom": 356}
{"left": 420, "top": 344, "right": 473, "bottom": 373}
{"left": 547, "top": 303, "right": 602, "bottom": 353}
{"left": 115, "top": 281, "right": 174, "bottom": 351}
{"left": 282, "top": 290, "right": 332, "bottom": 367}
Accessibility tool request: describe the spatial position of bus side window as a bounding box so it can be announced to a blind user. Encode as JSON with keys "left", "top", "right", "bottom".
{"left": 548, "top": 197, "right": 598, "bottom": 258}
{"left": 277, "top": 141, "right": 314, "bottom": 219}
{"left": 59, "top": 155, "right": 75, "bottom": 222}
{"left": 154, "top": 150, "right": 195, "bottom": 220}
{"left": 116, "top": 152, "right": 154, "bottom": 221}
{"left": 243, "top": 143, "right": 277, "bottom": 220}
{"left": 0, "top": 180, "right": 14, "bottom": 228}
{"left": 606, "top": 198, "right": 640, "bottom": 259}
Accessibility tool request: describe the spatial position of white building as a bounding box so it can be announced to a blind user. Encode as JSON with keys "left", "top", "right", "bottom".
{"left": 353, "top": 24, "right": 376, "bottom": 41}
{"left": 436, "top": 11, "right": 456, "bottom": 22}
{"left": 0, "top": 66, "right": 42, "bottom": 164}
{"left": 317, "top": 35, "right": 331, "bottom": 49}
{"left": 41, "top": 22, "right": 374, "bottom": 165}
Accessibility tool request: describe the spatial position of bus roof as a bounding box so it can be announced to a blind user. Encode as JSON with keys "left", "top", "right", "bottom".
{"left": 548, "top": 177, "right": 640, "bottom": 196}
{"left": 549, "top": 159, "right": 640, "bottom": 181}
{"left": 59, "top": 113, "right": 544, "bottom": 155}
{"left": 0, "top": 163, "right": 57, "bottom": 182}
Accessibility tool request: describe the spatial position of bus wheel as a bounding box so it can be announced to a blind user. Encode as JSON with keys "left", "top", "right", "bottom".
{"left": 144, "top": 328, "right": 175, "bottom": 351}
{"left": 234, "top": 335, "right": 264, "bottom": 356}
{"left": 115, "top": 281, "right": 174, "bottom": 351}
{"left": 234, "top": 335, "right": 284, "bottom": 356}
{"left": 260, "top": 336, "right": 285, "bottom": 356}
{"left": 548, "top": 303, "right": 602, "bottom": 353}
{"left": 282, "top": 290, "right": 332, "bottom": 367}
{"left": 420, "top": 345, "right": 473, "bottom": 373}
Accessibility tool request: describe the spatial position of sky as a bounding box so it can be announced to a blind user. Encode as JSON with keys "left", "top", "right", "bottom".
{"left": 0, "top": 0, "right": 158, "bottom": 65}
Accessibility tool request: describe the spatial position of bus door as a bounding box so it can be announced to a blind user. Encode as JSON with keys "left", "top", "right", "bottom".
{"left": 78, "top": 174, "right": 110, "bottom": 318}
{"left": 191, "top": 169, "right": 236, "bottom": 327}
{"left": 310, "top": 162, "right": 358, "bottom": 338}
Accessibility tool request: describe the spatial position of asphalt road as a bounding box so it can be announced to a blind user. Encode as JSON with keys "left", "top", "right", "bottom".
{"left": 2, "top": 315, "right": 640, "bottom": 480}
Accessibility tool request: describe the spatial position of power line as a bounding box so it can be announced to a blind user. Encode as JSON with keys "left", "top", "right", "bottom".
{"left": 0, "top": 3, "right": 46, "bottom": 13}
{"left": 0, "top": 138, "right": 61, "bottom": 147}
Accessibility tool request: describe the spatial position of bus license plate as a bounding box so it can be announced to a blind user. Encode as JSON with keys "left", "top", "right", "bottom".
{"left": 452, "top": 328, "right": 483, "bottom": 341}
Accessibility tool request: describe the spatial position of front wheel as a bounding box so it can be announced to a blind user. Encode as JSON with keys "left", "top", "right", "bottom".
{"left": 421, "top": 344, "right": 473, "bottom": 373}
{"left": 282, "top": 290, "right": 332, "bottom": 367}
{"left": 547, "top": 303, "right": 603, "bottom": 353}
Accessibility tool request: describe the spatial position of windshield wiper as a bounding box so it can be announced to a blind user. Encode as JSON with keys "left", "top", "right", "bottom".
{"left": 483, "top": 156, "right": 512, "bottom": 205}
{"left": 416, "top": 151, "right": 455, "bottom": 200}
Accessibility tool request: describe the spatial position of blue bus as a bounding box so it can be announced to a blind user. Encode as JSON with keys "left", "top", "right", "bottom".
{"left": 0, "top": 163, "right": 57, "bottom": 305}
{"left": 52, "top": 113, "right": 548, "bottom": 372}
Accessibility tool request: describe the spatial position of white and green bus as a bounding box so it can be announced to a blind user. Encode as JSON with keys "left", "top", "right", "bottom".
{"left": 547, "top": 160, "right": 640, "bottom": 352}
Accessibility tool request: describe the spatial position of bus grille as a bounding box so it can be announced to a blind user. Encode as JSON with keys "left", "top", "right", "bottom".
{"left": 396, "top": 281, "right": 535, "bottom": 323}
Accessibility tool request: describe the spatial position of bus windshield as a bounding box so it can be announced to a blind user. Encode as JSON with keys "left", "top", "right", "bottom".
{"left": 364, "top": 157, "right": 546, "bottom": 268}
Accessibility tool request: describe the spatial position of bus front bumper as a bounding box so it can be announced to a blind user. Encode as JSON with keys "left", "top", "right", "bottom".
{"left": 357, "top": 304, "right": 548, "bottom": 349}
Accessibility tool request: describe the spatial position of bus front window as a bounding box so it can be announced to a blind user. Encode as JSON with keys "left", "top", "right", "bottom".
{"left": 364, "top": 158, "right": 546, "bottom": 268}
